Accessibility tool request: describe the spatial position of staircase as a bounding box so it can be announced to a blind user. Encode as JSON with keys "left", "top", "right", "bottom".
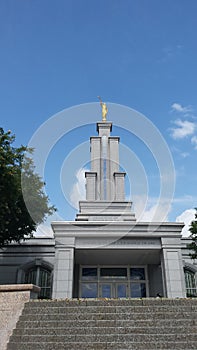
{"left": 7, "top": 298, "right": 197, "bottom": 350}
{"left": 0, "top": 285, "right": 39, "bottom": 350}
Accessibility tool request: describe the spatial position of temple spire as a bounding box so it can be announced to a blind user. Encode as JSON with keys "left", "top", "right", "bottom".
{"left": 75, "top": 119, "right": 136, "bottom": 222}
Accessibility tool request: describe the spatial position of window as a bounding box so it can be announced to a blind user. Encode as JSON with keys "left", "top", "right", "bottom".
{"left": 185, "top": 269, "right": 197, "bottom": 297}
{"left": 81, "top": 283, "right": 97, "bottom": 298}
{"left": 79, "top": 266, "right": 148, "bottom": 298}
{"left": 100, "top": 267, "right": 127, "bottom": 279}
{"left": 130, "top": 282, "right": 146, "bottom": 298}
{"left": 130, "top": 268, "right": 145, "bottom": 280}
{"left": 25, "top": 266, "right": 52, "bottom": 299}
{"left": 130, "top": 268, "right": 146, "bottom": 298}
{"left": 82, "top": 268, "right": 97, "bottom": 280}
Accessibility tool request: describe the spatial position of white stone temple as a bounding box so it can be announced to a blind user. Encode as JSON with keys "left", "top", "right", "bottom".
{"left": 51, "top": 119, "right": 186, "bottom": 299}
{"left": 0, "top": 116, "right": 197, "bottom": 299}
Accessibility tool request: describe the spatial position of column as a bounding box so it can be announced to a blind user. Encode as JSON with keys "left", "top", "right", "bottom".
{"left": 114, "top": 172, "right": 126, "bottom": 201}
{"left": 52, "top": 241, "right": 74, "bottom": 299}
{"left": 90, "top": 137, "right": 101, "bottom": 199}
{"left": 96, "top": 122, "right": 112, "bottom": 200}
{"left": 85, "top": 172, "right": 97, "bottom": 200}
{"left": 108, "top": 137, "right": 120, "bottom": 200}
{"left": 161, "top": 237, "right": 186, "bottom": 298}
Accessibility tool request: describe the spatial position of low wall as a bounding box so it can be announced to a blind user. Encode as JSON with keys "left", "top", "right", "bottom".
{"left": 0, "top": 284, "right": 40, "bottom": 350}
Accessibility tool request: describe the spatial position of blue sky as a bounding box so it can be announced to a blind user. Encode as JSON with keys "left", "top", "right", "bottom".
{"left": 1, "top": 0, "right": 197, "bottom": 236}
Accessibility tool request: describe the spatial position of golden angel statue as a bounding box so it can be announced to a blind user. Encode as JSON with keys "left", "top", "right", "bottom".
{"left": 98, "top": 96, "right": 108, "bottom": 122}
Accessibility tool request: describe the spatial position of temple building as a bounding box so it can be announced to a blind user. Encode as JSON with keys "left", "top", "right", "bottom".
{"left": 0, "top": 116, "right": 197, "bottom": 299}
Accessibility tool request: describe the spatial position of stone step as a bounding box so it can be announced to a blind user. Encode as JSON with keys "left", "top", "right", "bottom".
{"left": 7, "top": 340, "right": 197, "bottom": 350}
{"left": 12, "top": 325, "right": 197, "bottom": 336}
{"left": 23, "top": 305, "right": 197, "bottom": 314}
{"left": 27, "top": 298, "right": 197, "bottom": 307}
{"left": 9, "top": 333, "right": 197, "bottom": 343}
{"left": 7, "top": 299, "right": 197, "bottom": 350}
{"left": 18, "top": 311, "right": 197, "bottom": 321}
{"left": 15, "top": 317, "right": 197, "bottom": 329}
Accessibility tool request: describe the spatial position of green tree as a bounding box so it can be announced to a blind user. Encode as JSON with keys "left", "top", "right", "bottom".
{"left": 187, "top": 209, "right": 197, "bottom": 259}
{"left": 0, "top": 128, "right": 56, "bottom": 247}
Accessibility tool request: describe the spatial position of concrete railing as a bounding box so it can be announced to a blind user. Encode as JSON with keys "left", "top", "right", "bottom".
{"left": 0, "top": 284, "right": 40, "bottom": 350}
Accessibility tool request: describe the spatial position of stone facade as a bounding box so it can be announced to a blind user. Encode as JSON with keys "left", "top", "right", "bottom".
{"left": 0, "top": 119, "right": 197, "bottom": 299}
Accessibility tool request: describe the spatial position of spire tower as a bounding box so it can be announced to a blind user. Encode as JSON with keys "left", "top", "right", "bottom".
{"left": 76, "top": 120, "right": 136, "bottom": 221}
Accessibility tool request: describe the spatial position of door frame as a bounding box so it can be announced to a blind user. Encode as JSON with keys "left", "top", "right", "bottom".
{"left": 79, "top": 265, "right": 149, "bottom": 298}
{"left": 99, "top": 282, "right": 128, "bottom": 298}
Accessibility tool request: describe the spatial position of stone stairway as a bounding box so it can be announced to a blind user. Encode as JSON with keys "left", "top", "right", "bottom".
{"left": 7, "top": 298, "right": 197, "bottom": 350}
{"left": 0, "top": 284, "right": 40, "bottom": 350}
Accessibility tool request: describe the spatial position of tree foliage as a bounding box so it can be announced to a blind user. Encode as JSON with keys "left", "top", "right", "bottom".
{"left": 0, "top": 128, "right": 56, "bottom": 247}
{"left": 187, "top": 209, "right": 197, "bottom": 259}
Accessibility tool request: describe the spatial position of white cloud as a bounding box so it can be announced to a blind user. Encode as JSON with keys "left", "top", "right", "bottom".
{"left": 180, "top": 152, "right": 190, "bottom": 158}
{"left": 133, "top": 195, "right": 170, "bottom": 223}
{"left": 173, "top": 194, "right": 197, "bottom": 204}
{"left": 191, "top": 136, "right": 197, "bottom": 150}
{"left": 171, "top": 119, "right": 196, "bottom": 139}
{"left": 134, "top": 194, "right": 197, "bottom": 226}
{"left": 70, "top": 167, "right": 87, "bottom": 209}
{"left": 33, "top": 211, "right": 64, "bottom": 238}
{"left": 139, "top": 203, "right": 169, "bottom": 222}
{"left": 176, "top": 208, "right": 196, "bottom": 237}
{"left": 34, "top": 224, "right": 54, "bottom": 237}
{"left": 171, "top": 103, "right": 192, "bottom": 113}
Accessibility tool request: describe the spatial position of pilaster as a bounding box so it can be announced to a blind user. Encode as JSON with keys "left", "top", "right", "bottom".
{"left": 114, "top": 172, "right": 126, "bottom": 201}
{"left": 52, "top": 237, "right": 75, "bottom": 299}
{"left": 108, "top": 137, "right": 120, "bottom": 200}
{"left": 161, "top": 237, "right": 186, "bottom": 298}
{"left": 85, "top": 172, "right": 97, "bottom": 200}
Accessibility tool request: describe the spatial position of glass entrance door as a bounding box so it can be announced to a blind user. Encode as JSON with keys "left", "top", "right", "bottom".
{"left": 100, "top": 283, "right": 112, "bottom": 298}
{"left": 100, "top": 282, "right": 128, "bottom": 298}
{"left": 99, "top": 267, "right": 128, "bottom": 297}
{"left": 80, "top": 266, "right": 148, "bottom": 298}
{"left": 116, "top": 283, "right": 127, "bottom": 298}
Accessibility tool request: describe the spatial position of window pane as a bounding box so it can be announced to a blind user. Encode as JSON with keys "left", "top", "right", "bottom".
{"left": 39, "top": 268, "right": 52, "bottom": 299}
{"left": 81, "top": 283, "right": 97, "bottom": 298}
{"left": 82, "top": 268, "right": 97, "bottom": 280}
{"left": 25, "top": 267, "right": 52, "bottom": 299}
{"left": 25, "top": 268, "right": 37, "bottom": 285}
{"left": 117, "top": 284, "right": 127, "bottom": 298}
{"left": 101, "top": 284, "right": 111, "bottom": 298}
{"left": 185, "top": 270, "right": 197, "bottom": 297}
{"left": 130, "top": 283, "right": 146, "bottom": 298}
{"left": 100, "top": 268, "right": 127, "bottom": 279}
{"left": 130, "top": 268, "right": 145, "bottom": 280}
